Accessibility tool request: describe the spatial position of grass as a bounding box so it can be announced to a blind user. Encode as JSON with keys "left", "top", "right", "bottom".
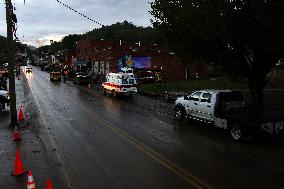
{"left": 139, "top": 79, "right": 248, "bottom": 94}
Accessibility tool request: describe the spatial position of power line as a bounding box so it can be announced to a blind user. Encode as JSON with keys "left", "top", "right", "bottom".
{"left": 56, "top": 0, "right": 104, "bottom": 27}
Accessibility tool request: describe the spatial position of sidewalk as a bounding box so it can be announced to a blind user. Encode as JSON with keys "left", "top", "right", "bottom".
{"left": 0, "top": 74, "right": 66, "bottom": 188}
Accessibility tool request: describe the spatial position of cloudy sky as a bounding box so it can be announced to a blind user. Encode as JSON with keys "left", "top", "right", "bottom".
{"left": 0, "top": 0, "right": 153, "bottom": 47}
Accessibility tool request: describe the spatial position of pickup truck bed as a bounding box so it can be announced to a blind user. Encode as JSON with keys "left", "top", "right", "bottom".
{"left": 222, "top": 108, "right": 284, "bottom": 135}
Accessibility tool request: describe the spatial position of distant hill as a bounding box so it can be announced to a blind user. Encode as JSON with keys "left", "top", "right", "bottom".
{"left": 27, "top": 45, "right": 36, "bottom": 51}
{"left": 38, "top": 21, "right": 164, "bottom": 53}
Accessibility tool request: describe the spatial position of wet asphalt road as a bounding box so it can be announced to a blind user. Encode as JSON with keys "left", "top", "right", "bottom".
{"left": 23, "top": 66, "right": 284, "bottom": 189}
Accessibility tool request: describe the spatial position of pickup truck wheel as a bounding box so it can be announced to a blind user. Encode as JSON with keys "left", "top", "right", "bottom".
{"left": 230, "top": 123, "right": 243, "bottom": 141}
{"left": 174, "top": 106, "right": 186, "bottom": 121}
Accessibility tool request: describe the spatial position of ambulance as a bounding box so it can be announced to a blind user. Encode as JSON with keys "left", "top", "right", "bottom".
{"left": 102, "top": 67, "right": 138, "bottom": 97}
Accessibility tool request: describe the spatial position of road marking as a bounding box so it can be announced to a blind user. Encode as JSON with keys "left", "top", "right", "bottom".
{"left": 29, "top": 69, "right": 214, "bottom": 189}
{"left": 70, "top": 97, "right": 214, "bottom": 189}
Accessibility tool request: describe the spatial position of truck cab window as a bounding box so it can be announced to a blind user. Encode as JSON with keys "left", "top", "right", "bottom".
{"left": 201, "top": 93, "right": 212, "bottom": 103}
{"left": 189, "top": 92, "right": 201, "bottom": 101}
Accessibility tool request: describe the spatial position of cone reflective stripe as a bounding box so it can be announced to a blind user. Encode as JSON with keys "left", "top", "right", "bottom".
{"left": 45, "top": 178, "right": 53, "bottom": 189}
{"left": 18, "top": 106, "right": 24, "bottom": 121}
{"left": 27, "top": 171, "right": 36, "bottom": 189}
{"left": 12, "top": 149, "right": 26, "bottom": 176}
{"left": 13, "top": 126, "right": 21, "bottom": 141}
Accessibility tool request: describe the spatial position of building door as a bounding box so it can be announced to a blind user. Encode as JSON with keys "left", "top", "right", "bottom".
{"left": 94, "top": 61, "right": 99, "bottom": 74}
{"left": 100, "top": 61, "right": 105, "bottom": 74}
{"left": 105, "top": 61, "right": 110, "bottom": 74}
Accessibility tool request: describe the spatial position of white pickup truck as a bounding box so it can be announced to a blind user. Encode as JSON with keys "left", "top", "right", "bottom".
{"left": 174, "top": 90, "right": 284, "bottom": 141}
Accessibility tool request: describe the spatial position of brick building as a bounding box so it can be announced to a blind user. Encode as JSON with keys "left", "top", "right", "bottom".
{"left": 73, "top": 39, "right": 207, "bottom": 81}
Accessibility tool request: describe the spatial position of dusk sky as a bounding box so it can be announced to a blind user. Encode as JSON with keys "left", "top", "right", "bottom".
{"left": 0, "top": 0, "right": 153, "bottom": 47}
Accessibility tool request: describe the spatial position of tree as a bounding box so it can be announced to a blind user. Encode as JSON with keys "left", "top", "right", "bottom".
{"left": 150, "top": 0, "right": 284, "bottom": 107}
{"left": 62, "top": 34, "right": 81, "bottom": 49}
{"left": 85, "top": 21, "right": 162, "bottom": 43}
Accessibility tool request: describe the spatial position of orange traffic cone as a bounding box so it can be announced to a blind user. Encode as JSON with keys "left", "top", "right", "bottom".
{"left": 18, "top": 106, "right": 24, "bottom": 121}
{"left": 12, "top": 149, "right": 27, "bottom": 176}
{"left": 27, "top": 170, "right": 36, "bottom": 189}
{"left": 13, "top": 126, "right": 21, "bottom": 142}
{"left": 45, "top": 178, "right": 53, "bottom": 189}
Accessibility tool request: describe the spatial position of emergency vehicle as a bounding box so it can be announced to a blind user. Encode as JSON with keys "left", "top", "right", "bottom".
{"left": 102, "top": 67, "right": 138, "bottom": 97}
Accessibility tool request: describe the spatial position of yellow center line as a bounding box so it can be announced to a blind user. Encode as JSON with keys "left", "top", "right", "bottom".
{"left": 69, "top": 96, "right": 214, "bottom": 189}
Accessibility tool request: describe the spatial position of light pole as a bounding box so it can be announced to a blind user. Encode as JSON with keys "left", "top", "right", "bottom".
{"left": 5, "top": 0, "right": 17, "bottom": 127}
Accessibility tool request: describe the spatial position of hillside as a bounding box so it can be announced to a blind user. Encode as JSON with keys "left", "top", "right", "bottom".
{"left": 38, "top": 21, "right": 163, "bottom": 53}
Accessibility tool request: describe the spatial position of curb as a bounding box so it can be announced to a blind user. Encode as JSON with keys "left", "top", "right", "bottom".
{"left": 138, "top": 90, "right": 176, "bottom": 103}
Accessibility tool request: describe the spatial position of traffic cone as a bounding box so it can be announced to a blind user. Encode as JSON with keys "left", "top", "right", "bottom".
{"left": 12, "top": 149, "right": 27, "bottom": 177}
{"left": 27, "top": 170, "right": 36, "bottom": 189}
{"left": 18, "top": 106, "right": 24, "bottom": 121}
{"left": 13, "top": 126, "right": 21, "bottom": 142}
{"left": 45, "top": 178, "right": 53, "bottom": 189}
{"left": 88, "top": 83, "right": 91, "bottom": 89}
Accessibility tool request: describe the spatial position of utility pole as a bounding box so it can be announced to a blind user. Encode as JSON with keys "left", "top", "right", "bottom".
{"left": 5, "top": 0, "right": 17, "bottom": 127}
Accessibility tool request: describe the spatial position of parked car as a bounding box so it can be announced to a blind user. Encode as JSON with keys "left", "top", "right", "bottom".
{"left": 73, "top": 72, "right": 92, "bottom": 85}
{"left": 174, "top": 90, "right": 284, "bottom": 141}
{"left": 44, "top": 65, "right": 50, "bottom": 72}
{"left": 26, "top": 67, "right": 32, "bottom": 73}
{"left": 0, "top": 89, "right": 9, "bottom": 111}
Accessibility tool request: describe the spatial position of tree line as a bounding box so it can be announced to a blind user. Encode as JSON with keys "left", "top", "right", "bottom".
{"left": 150, "top": 0, "right": 284, "bottom": 107}
{"left": 37, "top": 21, "right": 163, "bottom": 54}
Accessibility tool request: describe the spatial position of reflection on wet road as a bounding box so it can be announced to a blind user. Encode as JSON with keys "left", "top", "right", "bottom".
{"left": 25, "top": 66, "right": 284, "bottom": 189}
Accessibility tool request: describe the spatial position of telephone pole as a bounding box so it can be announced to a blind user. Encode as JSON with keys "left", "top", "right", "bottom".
{"left": 5, "top": 0, "right": 17, "bottom": 127}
